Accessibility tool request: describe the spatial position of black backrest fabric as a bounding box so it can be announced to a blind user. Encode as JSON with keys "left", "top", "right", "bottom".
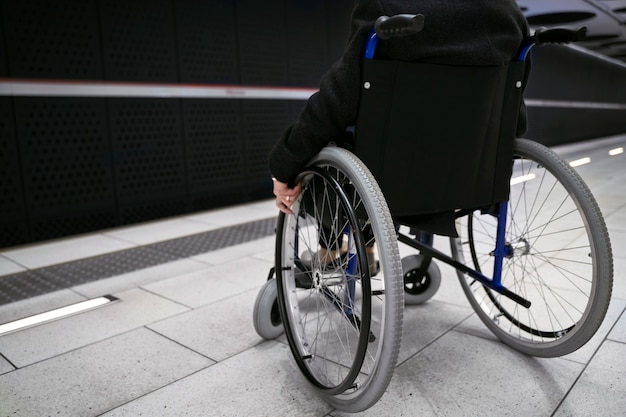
{"left": 354, "top": 59, "right": 526, "bottom": 218}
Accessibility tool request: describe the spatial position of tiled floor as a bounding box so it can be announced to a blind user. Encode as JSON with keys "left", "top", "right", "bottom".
{"left": 0, "top": 135, "right": 624, "bottom": 417}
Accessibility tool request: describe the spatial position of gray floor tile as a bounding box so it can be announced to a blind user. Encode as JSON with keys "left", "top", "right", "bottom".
{"left": 0, "top": 288, "right": 86, "bottom": 324}
{"left": 0, "top": 256, "right": 25, "bottom": 276}
{"left": 608, "top": 307, "right": 626, "bottom": 343}
{"left": 604, "top": 203, "right": 626, "bottom": 233}
{"left": 149, "top": 288, "right": 263, "bottom": 362}
{"left": 0, "top": 288, "right": 189, "bottom": 367}
{"left": 147, "top": 220, "right": 274, "bottom": 259}
{"left": 608, "top": 229, "right": 626, "bottom": 258}
{"left": 143, "top": 257, "right": 273, "bottom": 309}
{"left": 1, "top": 234, "right": 136, "bottom": 270}
{"left": 184, "top": 200, "right": 277, "bottom": 228}
{"left": 562, "top": 297, "right": 626, "bottom": 364}
{"left": 71, "top": 258, "right": 211, "bottom": 299}
{"left": 454, "top": 297, "right": 626, "bottom": 366}
{"left": 252, "top": 248, "right": 275, "bottom": 264}
{"left": 612, "top": 254, "right": 626, "bottom": 301}
{"left": 554, "top": 340, "right": 626, "bottom": 417}
{"left": 102, "top": 217, "right": 222, "bottom": 245}
{"left": 428, "top": 265, "right": 471, "bottom": 308}
{"left": 101, "top": 341, "right": 333, "bottom": 417}
{"left": 607, "top": 224, "right": 626, "bottom": 254}
{"left": 334, "top": 331, "right": 584, "bottom": 417}
{"left": 452, "top": 313, "right": 501, "bottom": 344}
{"left": 399, "top": 300, "right": 473, "bottom": 364}
{"left": 0, "top": 356, "right": 13, "bottom": 375}
{"left": 0, "top": 327, "right": 213, "bottom": 417}
{"left": 190, "top": 236, "right": 274, "bottom": 266}
{"left": 595, "top": 194, "right": 626, "bottom": 215}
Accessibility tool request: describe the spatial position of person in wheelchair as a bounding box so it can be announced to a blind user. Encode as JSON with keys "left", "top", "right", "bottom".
{"left": 269, "top": 0, "right": 529, "bottom": 269}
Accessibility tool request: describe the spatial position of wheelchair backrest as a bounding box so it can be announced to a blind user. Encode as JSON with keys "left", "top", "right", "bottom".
{"left": 354, "top": 59, "right": 526, "bottom": 217}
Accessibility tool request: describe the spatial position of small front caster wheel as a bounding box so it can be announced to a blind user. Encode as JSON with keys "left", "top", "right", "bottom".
{"left": 402, "top": 254, "right": 441, "bottom": 305}
{"left": 253, "top": 278, "right": 284, "bottom": 339}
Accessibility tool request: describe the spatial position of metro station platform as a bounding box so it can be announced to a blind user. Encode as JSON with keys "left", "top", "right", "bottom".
{"left": 0, "top": 135, "right": 625, "bottom": 417}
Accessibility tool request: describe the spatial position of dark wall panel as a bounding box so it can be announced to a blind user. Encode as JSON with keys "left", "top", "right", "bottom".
{"left": 526, "top": 107, "right": 626, "bottom": 146}
{"left": 0, "top": 98, "right": 22, "bottom": 218}
{"left": 237, "top": 0, "right": 288, "bottom": 85}
{"left": 118, "top": 199, "right": 190, "bottom": 225}
{"left": 0, "top": 3, "right": 8, "bottom": 77}
{"left": 525, "top": 45, "right": 626, "bottom": 145}
{"left": 0, "top": 98, "right": 28, "bottom": 246}
{"left": 14, "top": 97, "right": 114, "bottom": 214}
{"left": 30, "top": 211, "right": 117, "bottom": 243}
{"left": 242, "top": 100, "right": 292, "bottom": 199}
{"left": 0, "top": 0, "right": 360, "bottom": 247}
{"left": 175, "top": 0, "right": 239, "bottom": 83}
{"left": 527, "top": 45, "right": 626, "bottom": 103}
{"left": 2, "top": 0, "right": 102, "bottom": 79}
{"left": 99, "top": 0, "right": 177, "bottom": 82}
{"left": 183, "top": 99, "right": 246, "bottom": 209}
{"left": 108, "top": 98, "right": 188, "bottom": 223}
{"left": 12, "top": 97, "right": 116, "bottom": 241}
{"left": 287, "top": 0, "right": 329, "bottom": 86}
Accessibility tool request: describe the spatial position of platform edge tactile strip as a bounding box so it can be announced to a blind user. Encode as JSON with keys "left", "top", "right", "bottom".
{"left": 0, "top": 217, "right": 276, "bottom": 306}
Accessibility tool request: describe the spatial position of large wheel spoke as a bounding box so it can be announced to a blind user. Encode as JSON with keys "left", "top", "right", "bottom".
{"left": 450, "top": 139, "right": 612, "bottom": 357}
{"left": 274, "top": 147, "right": 403, "bottom": 412}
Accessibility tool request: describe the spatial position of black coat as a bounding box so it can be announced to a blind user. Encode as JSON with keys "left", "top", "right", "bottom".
{"left": 269, "top": 0, "right": 529, "bottom": 184}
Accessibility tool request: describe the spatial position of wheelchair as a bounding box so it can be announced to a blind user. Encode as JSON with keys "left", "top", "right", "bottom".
{"left": 253, "top": 15, "right": 614, "bottom": 413}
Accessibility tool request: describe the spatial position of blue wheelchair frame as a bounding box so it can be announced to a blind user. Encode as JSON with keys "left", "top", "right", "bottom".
{"left": 357, "top": 31, "right": 546, "bottom": 309}
{"left": 290, "top": 24, "right": 588, "bottom": 328}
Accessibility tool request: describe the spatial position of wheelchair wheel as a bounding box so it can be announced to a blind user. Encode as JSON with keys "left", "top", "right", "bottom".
{"left": 252, "top": 278, "right": 284, "bottom": 340}
{"left": 450, "top": 138, "right": 613, "bottom": 357}
{"left": 402, "top": 254, "right": 441, "bottom": 305}
{"left": 275, "top": 146, "right": 403, "bottom": 412}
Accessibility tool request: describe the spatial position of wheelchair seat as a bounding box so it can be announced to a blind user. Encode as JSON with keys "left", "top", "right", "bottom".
{"left": 353, "top": 59, "right": 527, "bottom": 235}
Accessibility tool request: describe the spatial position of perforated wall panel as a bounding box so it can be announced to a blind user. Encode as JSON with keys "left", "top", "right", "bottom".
{"left": 0, "top": 5, "right": 8, "bottom": 77}
{"left": 119, "top": 199, "right": 190, "bottom": 224}
{"left": 14, "top": 98, "right": 115, "bottom": 213}
{"left": 242, "top": 100, "right": 292, "bottom": 199}
{"left": 100, "top": 0, "right": 177, "bottom": 81}
{"left": 2, "top": 0, "right": 102, "bottom": 79}
{"left": 0, "top": 98, "right": 28, "bottom": 247}
{"left": 287, "top": 1, "right": 329, "bottom": 86}
{"left": 11, "top": 97, "right": 116, "bottom": 242}
{"left": 183, "top": 99, "right": 246, "bottom": 209}
{"left": 237, "top": 0, "right": 288, "bottom": 85}
{"left": 109, "top": 98, "right": 188, "bottom": 222}
{"left": 175, "top": 0, "right": 238, "bottom": 83}
{"left": 31, "top": 211, "right": 118, "bottom": 242}
{"left": 0, "top": 98, "right": 22, "bottom": 218}
{"left": 0, "top": 0, "right": 360, "bottom": 246}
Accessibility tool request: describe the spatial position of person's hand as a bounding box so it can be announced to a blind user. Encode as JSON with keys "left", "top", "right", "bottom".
{"left": 273, "top": 178, "right": 302, "bottom": 214}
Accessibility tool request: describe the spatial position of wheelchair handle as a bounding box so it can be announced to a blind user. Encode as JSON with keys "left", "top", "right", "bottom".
{"left": 374, "top": 14, "right": 425, "bottom": 40}
{"left": 533, "top": 26, "right": 587, "bottom": 46}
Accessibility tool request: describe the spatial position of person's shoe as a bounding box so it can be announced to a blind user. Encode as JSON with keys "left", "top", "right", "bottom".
{"left": 367, "top": 249, "right": 380, "bottom": 277}
{"left": 300, "top": 247, "right": 380, "bottom": 276}
{"left": 299, "top": 248, "right": 345, "bottom": 270}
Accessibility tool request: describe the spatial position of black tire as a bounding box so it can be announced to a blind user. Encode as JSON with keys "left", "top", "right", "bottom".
{"left": 450, "top": 138, "right": 613, "bottom": 357}
{"left": 252, "top": 278, "right": 284, "bottom": 340}
{"left": 275, "top": 146, "right": 403, "bottom": 412}
{"left": 402, "top": 254, "right": 441, "bottom": 305}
